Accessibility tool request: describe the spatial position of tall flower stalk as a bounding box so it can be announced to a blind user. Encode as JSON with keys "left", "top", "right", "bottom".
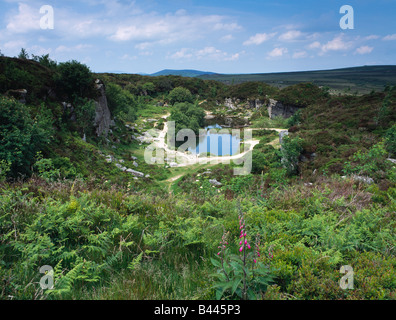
{"left": 217, "top": 231, "right": 230, "bottom": 281}
{"left": 211, "top": 204, "right": 274, "bottom": 300}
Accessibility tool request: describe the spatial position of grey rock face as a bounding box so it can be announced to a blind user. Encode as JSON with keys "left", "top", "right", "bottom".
{"left": 126, "top": 169, "right": 145, "bottom": 178}
{"left": 248, "top": 99, "right": 264, "bottom": 110}
{"left": 279, "top": 130, "right": 289, "bottom": 145}
{"left": 6, "top": 89, "right": 27, "bottom": 104}
{"left": 351, "top": 175, "right": 374, "bottom": 185}
{"left": 209, "top": 179, "right": 222, "bottom": 186}
{"left": 267, "top": 99, "right": 300, "bottom": 119}
{"left": 224, "top": 98, "right": 239, "bottom": 110}
{"left": 342, "top": 175, "right": 374, "bottom": 185}
{"left": 93, "top": 79, "right": 112, "bottom": 137}
{"left": 115, "top": 163, "right": 127, "bottom": 171}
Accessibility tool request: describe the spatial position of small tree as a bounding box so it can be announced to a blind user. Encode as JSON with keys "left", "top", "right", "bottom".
{"left": 106, "top": 83, "right": 137, "bottom": 121}
{"left": 55, "top": 60, "right": 93, "bottom": 100}
{"left": 32, "top": 53, "right": 57, "bottom": 70}
{"left": 18, "top": 48, "right": 29, "bottom": 60}
{"left": 280, "top": 135, "right": 303, "bottom": 176}
{"left": 384, "top": 125, "right": 396, "bottom": 157}
{"left": 168, "top": 87, "right": 194, "bottom": 105}
{"left": 170, "top": 102, "right": 205, "bottom": 134}
{"left": 0, "top": 97, "right": 53, "bottom": 178}
{"left": 142, "top": 82, "right": 155, "bottom": 96}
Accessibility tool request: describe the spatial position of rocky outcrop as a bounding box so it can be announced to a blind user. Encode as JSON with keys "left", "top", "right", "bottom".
{"left": 209, "top": 179, "right": 222, "bottom": 186}
{"left": 6, "top": 89, "right": 27, "bottom": 104}
{"left": 267, "top": 99, "right": 300, "bottom": 119}
{"left": 279, "top": 130, "right": 289, "bottom": 144}
{"left": 93, "top": 79, "right": 112, "bottom": 137}
{"left": 224, "top": 98, "right": 240, "bottom": 110}
{"left": 342, "top": 175, "right": 374, "bottom": 185}
{"left": 222, "top": 98, "right": 265, "bottom": 110}
{"left": 248, "top": 99, "right": 265, "bottom": 110}
{"left": 126, "top": 168, "right": 145, "bottom": 178}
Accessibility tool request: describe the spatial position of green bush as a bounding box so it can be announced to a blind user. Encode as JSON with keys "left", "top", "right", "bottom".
{"left": 55, "top": 60, "right": 93, "bottom": 100}
{"left": 343, "top": 140, "right": 394, "bottom": 180}
{"left": 0, "top": 97, "right": 53, "bottom": 178}
{"left": 280, "top": 135, "right": 303, "bottom": 176}
{"left": 169, "top": 102, "right": 205, "bottom": 135}
{"left": 384, "top": 124, "right": 396, "bottom": 157}
{"left": 106, "top": 83, "right": 137, "bottom": 121}
{"left": 168, "top": 87, "right": 194, "bottom": 105}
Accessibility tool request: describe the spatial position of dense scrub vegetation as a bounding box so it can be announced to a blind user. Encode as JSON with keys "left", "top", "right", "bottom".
{"left": 0, "top": 52, "right": 395, "bottom": 300}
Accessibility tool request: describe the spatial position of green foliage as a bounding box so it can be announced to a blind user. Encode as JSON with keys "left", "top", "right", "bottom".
{"left": 1, "top": 53, "right": 396, "bottom": 301}
{"left": 343, "top": 141, "right": 394, "bottom": 180}
{"left": 75, "top": 99, "right": 96, "bottom": 133}
{"left": 18, "top": 48, "right": 29, "bottom": 60}
{"left": 33, "top": 152, "right": 61, "bottom": 181}
{"left": 31, "top": 54, "right": 57, "bottom": 70}
{"left": 251, "top": 146, "right": 281, "bottom": 174}
{"left": 287, "top": 109, "right": 302, "bottom": 127}
{"left": 280, "top": 135, "right": 303, "bottom": 176}
{"left": 106, "top": 83, "right": 137, "bottom": 122}
{"left": 226, "top": 175, "right": 254, "bottom": 194}
{"left": 0, "top": 56, "right": 55, "bottom": 104}
{"left": 168, "top": 87, "right": 194, "bottom": 105}
{"left": 384, "top": 124, "right": 396, "bottom": 157}
{"left": 276, "top": 83, "right": 326, "bottom": 107}
{"left": 0, "top": 160, "right": 11, "bottom": 181}
{"left": 55, "top": 60, "right": 93, "bottom": 100}
{"left": 169, "top": 102, "right": 205, "bottom": 134}
{"left": 211, "top": 210, "right": 274, "bottom": 300}
{"left": 0, "top": 97, "right": 53, "bottom": 178}
{"left": 375, "top": 88, "right": 394, "bottom": 127}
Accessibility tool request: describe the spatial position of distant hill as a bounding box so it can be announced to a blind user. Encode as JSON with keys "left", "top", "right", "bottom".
{"left": 150, "top": 69, "right": 217, "bottom": 77}
{"left": 198, "top": 65, "right": 396, "bottom": 94}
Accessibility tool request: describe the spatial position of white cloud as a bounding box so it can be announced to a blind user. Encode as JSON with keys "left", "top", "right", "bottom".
{"left": 55, "top": 44, "right": 92, "bottom": 53}
{"left": 135, "top": 42, "right": 151, "bottom": 50}
{"left": 308, "top": 41, "right": 321, "bottom": 49}
{"left": 243, "top": 32, "right": 277, "bottom": 46}
{"left": 364, "top": 35, "right": 380, "bottom": 40}
{"left": 220, "top": 34, "right": 234, "bottom": 42}
{"left": 355, "top": 46, "right": 373, "bottom": 55}
{"left": 383, "top": 34, "right": 396, "bottom": 41}
{"left": 3, "top": 40, "right": 27, "bottom": 50}
{"left": 279, "top": 30, "right": 303, "bottom": 41}
{"left": 6, "top": 3, "right": 41, "bottom": 33}
{"left": 121, "top": 54, "right": 137, "bottom": 60}
{"left": 111, "top": 21, "right": 171, "bottom": 42}
{"left": 292, "top": 51, "right": 307, "bottom": 59}
{"left": 110, "top": 12, "right": 241, "bottom": 45}
{"left": 213, "top": 22, "right": 241, "bottom": 31}
{"left": 226, "top": 53, "right": 240, "bottom": 61}
{"left": 170, "top": 48, "right": 193, "bottom": 60}
{"left": 170, "top": 46, "right": 241, "bottom": 61}
{"left": 320, "top": 35, "right": 353, "bottom": 54}
{"left": 267, "top": 47, "right": 288, "bottom": 58}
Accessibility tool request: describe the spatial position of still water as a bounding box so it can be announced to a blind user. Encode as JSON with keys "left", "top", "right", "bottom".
{"left": 188, "top": 124, "right": 241, "bottom": 156}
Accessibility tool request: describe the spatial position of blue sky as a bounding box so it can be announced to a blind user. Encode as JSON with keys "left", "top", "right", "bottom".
{"left": 0, "top": 0, "right": 395, "bottom": 74}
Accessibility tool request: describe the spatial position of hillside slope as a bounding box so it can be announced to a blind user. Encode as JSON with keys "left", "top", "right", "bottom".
{"left": 1, "top": 55, "right": 395, "bottom": 301}
{"left": 150, "top": 69, "right": 216, "bottom": 77}
{"left": 199, "top": 65, "right": 396, "bottom": 93}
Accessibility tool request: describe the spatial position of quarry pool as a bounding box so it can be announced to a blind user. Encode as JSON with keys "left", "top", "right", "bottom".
{"left": 188, "top": 124, "right": 241, "bottom": 156}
